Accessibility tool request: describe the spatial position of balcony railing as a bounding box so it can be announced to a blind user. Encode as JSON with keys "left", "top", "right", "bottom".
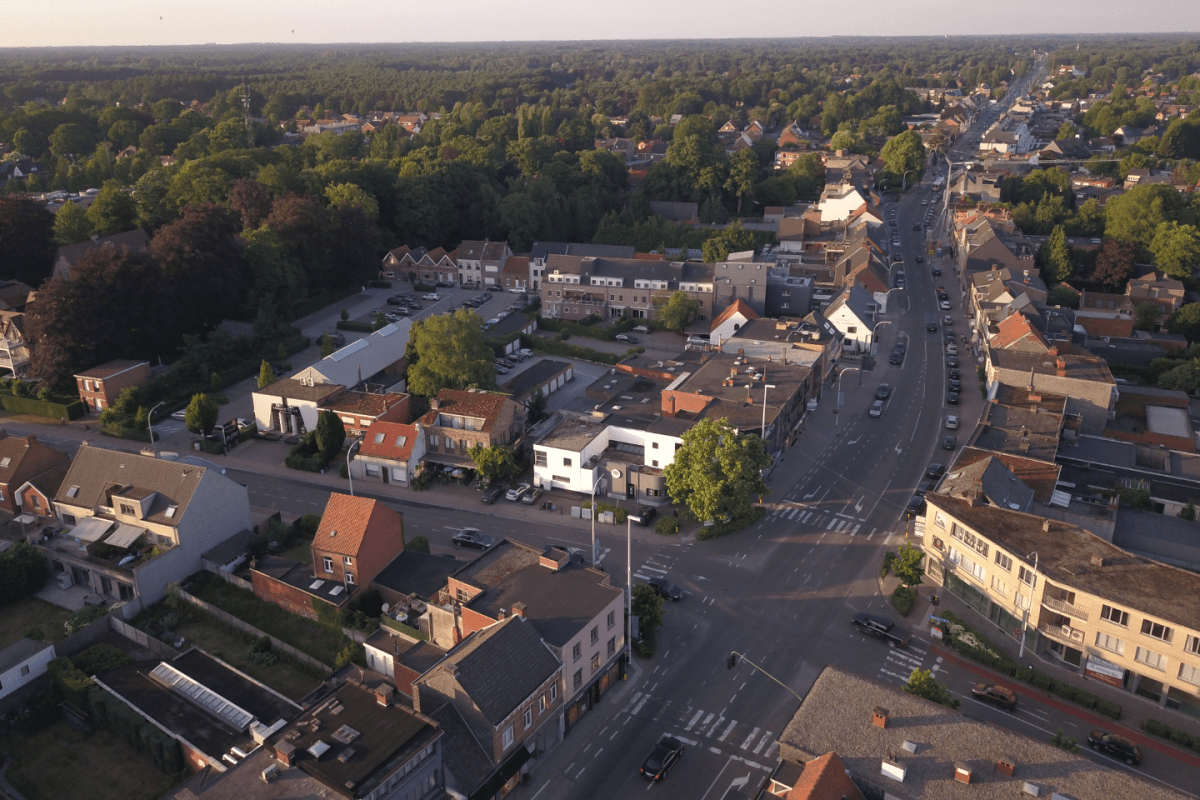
{"left": 1038, "top": 621, "right": 1085, "bottom": 645}
{"left": 1041, "top": 595, "right": 1089, "bottom": 621}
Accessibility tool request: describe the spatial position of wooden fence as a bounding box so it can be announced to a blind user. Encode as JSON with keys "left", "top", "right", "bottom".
{"left": 176, "top": 588, "right": 332, "bottom": 674}
{"left": 110, "top": 617, "right": 180, "bottom": 661}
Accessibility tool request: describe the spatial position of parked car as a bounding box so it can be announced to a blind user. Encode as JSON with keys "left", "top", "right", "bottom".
{"left": 971, "top": 683, "right": 1017, "bottom": 711}
{"left": 946, "top": 356, "right": 959, "bottom": 368}
{"left": 632, "top": 325, "right": 650, "bottom": 334}
{"left": 170, "top": 409, "right": 187, "bottom": 421}
{"left": 948, "top": 379, "right": 962, "bottom": 393}
{"left": 869, "top": 399, "right": 885, "bottom": 418}
{"left": 925, "top": 463, "right": 945, "bottom": 479}
{"left": 516, "top": 348, "right": 534, "bottom": 359}
{"left": 947, "top": 343, "right": 958, "bottom": 356}
{"left": 931, "top": 267, "right": 942, "bottom": 276}
{"left": 945, "top": 415, "right": 959, "bottom": 429}
{"left": 423, "top": 293, "right": 441, "bottom": 301}
{"left": 948, "top": 368, "right": 961, "bottom": 380}
{"left": 480, "top": 486, "right": 503, "bottom": 504}
{"left": 646, "top": 576, "right": 683, "bottom": 601}
{"left": 629, "top": 506, "right": 658, "bottom": 526}
{"left": 452, "top": 528, "right": 495, "bottom": 550}
{"left": 615, "top": 333, "right": 638, "bottom": 344}
{"left": 505, "top": 483, "right": 531, "bottom": 502}
{"left": 947, "top": 391, "right": 960, "bottom": 405}
{"left": 940, "top": 299, "right": 951, "bottom": 311}
{"left": 850, "top": 613, "right": 910, "bottom": 647}
{"left": 906, "top": 494, "right": 926, "bottom": 517}
{"left": 1087, "top": 730, "right": 1142, "bottom": 764}
{"left": 640, "top": 734, "right": 685, "bottom": 781}
{"left": 522, "top": 488, "right": 542, "bottom": 505}
{"left": 386, "top": 296, "right": 406, "bottom": 305}
{"left": 874, "top": 383, "right": 891, "bottom": 400}
{"left": 943, "top": 435, "right": 956, "bottom": 450}
{"left": 495, "top": 358, "right": 514, "bottom": 368}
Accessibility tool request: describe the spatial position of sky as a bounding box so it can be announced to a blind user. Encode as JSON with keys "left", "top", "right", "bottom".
{"left": 1, "top": 0, "right": 1198, "bottom": 47}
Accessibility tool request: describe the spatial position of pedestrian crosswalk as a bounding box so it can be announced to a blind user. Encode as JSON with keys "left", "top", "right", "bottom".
{"left": 874, "top": 642, "right": 945, "bottom": 688}
{"left": 768, "top": 504, "right": 866, "bottom": 535}
{"left": 612, "top": 691, "right": 779, "bottom": 769}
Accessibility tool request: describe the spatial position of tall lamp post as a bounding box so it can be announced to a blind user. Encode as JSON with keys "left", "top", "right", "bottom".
{"left": 590, "top": 475, "right": 605, "bottom": 569}
{"left": 870, "top": 320, "right": 891, "bottom": 356}
{"left": 346, "top": 438, "right": 363, "bottom": 496}
{"left": 902, "top": 168, "right": 916, "bottom": 190}
{"left": 626, "top": 516, "right": 632, "bottom": 672}
{"left": 760, "top": 383, "right": 776, "bottom": 452}
{"left": 1018, "top": 550, "right": 1039, "bottom": 658}
{"left": 835, "top": 367, "right": 860, "bottom": 427}
{"left": 148, "top": 401, "right": 165, "bottom": 455}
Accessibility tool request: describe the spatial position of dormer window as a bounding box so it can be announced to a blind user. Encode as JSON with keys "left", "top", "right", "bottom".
{"left": 119, "top": 503, "right": 136, "bottom": 516}
{"left": 165, "top": 505, "right": 177, "bottom": 519}
{"left": 67, "top": 485, "right": 80, "bottom": 498}
{"left": 0, "top": 457, "right": 10, "bottom": 468}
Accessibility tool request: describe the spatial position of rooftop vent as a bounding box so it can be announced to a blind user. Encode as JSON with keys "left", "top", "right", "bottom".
{"left": 881, "top": 758, "right": 906, "bottom": 783}
{"left": 872, "top": 707, "right": 889, "bottom": 728}
{"left": 1023, "top": 783, "right": 1041, "bottom": 797}
{"left": 261, "top": 763, "right": 280, "bottom": 783}
{"left": 1090, "top": 555, "right": 1108, "bottom": 568}
{"left": 995, "top": 756, "right": 1017, "bottom": 777}
{"left": 901, "top": 740, "right": 918, "bottom": 754}
{"left": 955, "top": 763, "right": 973, "bottom": 784}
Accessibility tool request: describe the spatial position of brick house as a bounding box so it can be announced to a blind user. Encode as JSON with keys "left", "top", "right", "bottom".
{"left": 0, "top": 431, "right": 70, "bottom": 515}
{"left": 501, "top": 256, "right": 530, "bottom": 293}
{"left": 311, "top": 493, "right": 405, "bottom": 588}
{"left": 418, "top": 389, "right": 524, "bottom": 470}
{"left": 456, "top": 240, "right": 512, "bottom": 288}
{"left": 321, "top": 390, "right": 410, "bottom": 438}
{"left": 349, "top": 421, "right": 425, "bottom": 487}
{"left": 74, "top": 359, "right": 152, "bottom": 414}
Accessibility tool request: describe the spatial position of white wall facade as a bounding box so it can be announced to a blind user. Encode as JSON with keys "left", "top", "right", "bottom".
{"left": 534, "top": 423, "right": 683, "bottom": 492}
{"left": 0, "top": 642, "right": 55, "bottom": 702}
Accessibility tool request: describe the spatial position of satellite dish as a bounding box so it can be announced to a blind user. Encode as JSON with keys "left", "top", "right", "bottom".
{"left": 380, "top": 603, "right": 390, "bottom": 613}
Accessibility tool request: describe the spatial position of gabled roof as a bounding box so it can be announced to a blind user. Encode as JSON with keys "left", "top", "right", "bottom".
{"left": 360, "top": 421, "right": 420, "bottom": 462}
{"left": 502, "top": 256, "right": 529, "bottom": 277}
{"left": 73, "top": 359, "right": 148, "bottom": 380}
{"left": 313, "top": 493, "right": 399, "bottom": 558}
{"left": 419, "top": 389, "right": 514, "bottom": 433}
{"left": 990, "top": 313, "right": 1048, "bottom": 352}
{"left": 787, "top": 751, "right": 866, "bottom": 800}
{"left": 431, "top": 616, "right": 561, "bottom": 727}
{"left": 54, "top": 444, "right": 208, "bottom": 524}
{"left": 710, "top": 299, "right": 760, "bottom": 333}
{"left": 824, "top": 283, "right": 875, "bottom": 326}
{"left": 939, "top": 455, "right": 1035, "bottom": 513}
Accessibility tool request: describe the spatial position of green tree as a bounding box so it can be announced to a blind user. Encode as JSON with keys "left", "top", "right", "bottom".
{"left": 879, "top": 130, "right": 926, "bottom": 186}
{"left": 1051, "top": 729, "right": 1081, "bottom": 753}
{"left": 1167, "top": 303, "right": 1200, "bottom": 343}
{"left": 724, "top": 149, "right": 759, "bottom": 213}
{"left": 1148, "top": 221, "right": 1200, "bottom": 280}
{"left": 53, "top": 200, "right": 92, "bottom": 246}
{"left": 407, "top": 536, "right": 431, "bottom": 554}
{"left": 258, "top": 359, "right": 275, "bottom": 389}
{"left": 314, "top": 409, "right": 346, "bottom": 462}
{"left": 1178, "top": 503, "right": 1197, "bottom": 521}
{"left": 631, "top": 583, "right": 664, "bottom": 640}
{"left": 319, "top": 334, "right": 336, "bottom": 358}
{"left": 1056, "top": 121, "right": 1075, "bottom": 140}
{"left": 1046, "top": 284, "right": 1080, "bottom": 309}
{"left": 665, "top": 417, "right": 770, "bottom": 524}
{"left": 1104, "top": 183, "right": 1190, "bottom": 247}
{"left": 903, "top": 668, "right": 960, "bottom": 709}
{"left": 86, "top": 180, "right": 137, "bottom": 236}
{"left": 1040, "top": 226, "right": 1073, "bottom": 284}
{"left": 1092, "top": 239, "right": 1137, "bottom": 291}
{"left": 467, "top": 443, "right": 518, "bottom": 484}
{"left": 107, "top": 119, "right": 141, "bottom": 150}
{"left": 405, "top": 310, "right": 496, "bottom": 398}
{"left": 664, "top": 115, "right": 723, "bottom": 179}
{"left": 1134, "top": 301, "right": 1161, "bottom": 331}
{"left": 653, "top": 290, "right": 700, "bottom": 334}
{"left": 48, "top": 123, "right": 92, "bottom": 159}
{"left": 184, "top": 393, "right": 219, "bottom": 436}
{"left": 527, "top": 387, "right": 547, "bottom": 423}
{"left": 324, "top": 182, "right": 379, "bottom": 222}
{"left": 1157, "top": 359, "right": 1200, "bottom": 393}
{"left": 892, "top": 542, "right": 924, "bottom": 587}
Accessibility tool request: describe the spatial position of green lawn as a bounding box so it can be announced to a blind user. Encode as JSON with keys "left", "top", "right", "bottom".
{"left": 1, "top": 720, "right": 180, "bottom": 800}
{"left": 187, "top": 574, "right": 349, "bottom": 667}
{"left": 174, "top": 617, "right": 322, "bottom": 701}
{"left": 0, "top": 596, "right": 76, "bottom": 649}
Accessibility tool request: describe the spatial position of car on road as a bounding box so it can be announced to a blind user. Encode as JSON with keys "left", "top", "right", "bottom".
{"left": 889, "top": 347, "right": 905, "bottom": 365}
{"left": 522, "top": 488, "right": 542, "bottom": 505}
{"left": 943, "top": 435, "right": 956, "bottom": 450}
{"left": 946, "top": 355, "right": 959, "bottom": 368}
{"left": 947, "top": 391, "right": 960, "bottom": 405}
{"left": 890, "top": 219, "right": 897, "bottom": 227}
{"left": 946, "top": 415, "right": 959, "bottom": 429}
{"left": 646, "top": 576, "right": 683, "bottom": 601}
{"left": 452, "top": 528, "right": 495, "bottom": 550}
{"left": 869, "top": 399, "right": 885, "bottom": 418}
{"left": 874, "top": 383, "right": 891, "bottom": 400}
{"left": 505, "top": 483, "right": 531, "bottom": 502}
{"left": 423, "top": 293, "right": 441, "bottom": 301}
{"left": 931, "top": 267, "right": 942, "bottom": 276}
{"left": 170, "top": 409, "right": 187, "bottom": 421}
{"left": 629, "top": 505, "right": 658, "bottom": 526}
{"left": 480, "top": 486, "right": 503, "bottom": 504}
{"left": 914, "top": 254, "right": 923, "bottom": 263}
{"left": 913, "top": 223, "right": 922, "bottom": 231}
{"left": 906, "top": 494, "right": 926, "bottom": 517}
{"left": 614, "top": 333, "right": 638, "bottom": 344}
{"left": 640, "top": 734, "right": 685, "bottom": 781}
{"left": 940, "top": 299, "right": 951, "bottom": 311}
{"left": 632, "top": 325, "right": 650, "bottom": 334}
{"left": 1087, "top": 730, "right": 1142, "bottom": 764}
{"left": 971, "top": 683, "right": 1017, "bottom": 711}
{"left": 851, "top": 613, "right": 910, "bottom": 646}
{"left": 925, "top": 463, "right": 945, "bottom": 479}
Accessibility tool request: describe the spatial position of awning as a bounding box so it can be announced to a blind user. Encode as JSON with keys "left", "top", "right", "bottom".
{"left": 71, "top": 517, "right": 114, "bottom": 542}
{"left": 104, "top": 524, "right": 146, "bottom": 549}
{"left": 14, "top": 513, "right": 37, "bottom": 524}
{"left": 471, "top": 745, "right": 533, "bottom": 800}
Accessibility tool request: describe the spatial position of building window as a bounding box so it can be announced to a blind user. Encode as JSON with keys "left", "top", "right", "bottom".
{"left": 563, "top": 457, "right": 572, "bottom": 467}
{"left": 365, "top": 463, "right": 381, "bottom": 477}
{"left": 573, "top": 670, "right": 582, "bottom": 690}
{"left": 607, "top": 610, "right": 615, "bottom": 630}
{"left": 344, "top": 556, "right": 353, "bottom": 566}
{"left": 502, "top": 725, "right": 514, "bottom": 749}
{"left": 1141, "top": 620, "right": 1173, "bottom": 643}
{"left": 1179, "top": 662, "right": 1200, "bottom": 687}
{"left": 652, "top": 442, "right": 658, "bottom": 449}
{"left": 1186, "top": 635, "right": 1200, "bottom": 656}
{"left": 1135, "top": 646, "right": 1167, "bottom": 671}
{"left": 523, "top": 707, "right": 533, "bottom": 729}
{"left": 950, "top": 523, "right": 988, "bottom": 558}
{"left": 1100, "top": 604, "right": 1129, "bottom": 627}
{"left": 590, "top": 626, "right": 598, "bottom": 645}
{"left": 119, "top": 503, "right": 136, "bottom": 515}
{"left": 572, "top": 642, "right": 581, "bottom": 661}
{"left": 345, "top": 572, "right": 355, "bottom": 585}
{"left": 539, "top": 695, "right": 547, "bottom": 712}
{"left": 591, "top": 653, "right": 600, "bottom": 673}
{"left": 1018, "top": 565, "right": 1036, "bottom": 588}
{"left": 20, "top": 664, "right": 30, "bottom": 677}
{"left": 608, "top": 637, "right": 616, "bottom": 656}
{"left": 990, "top": 576, "right": 1008, "bottom": 598}
{"left": 1095, "top": 631, "right": 1125, "bottom": 656}
{"left": 535, "top": 451, "right": 547, "bottom": 467}
{"left": 322, "top": 556, "right": 333, "bottom": 573}
{"left": 994, "top": 552, "right": 1012, "bottom": 572}
{"left": 550, "top": 683, "right": 558, "bottom": 702}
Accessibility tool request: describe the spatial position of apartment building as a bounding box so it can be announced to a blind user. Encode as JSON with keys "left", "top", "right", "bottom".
{"left": 921, "top": 494, "right": 1200, "bottom": 716}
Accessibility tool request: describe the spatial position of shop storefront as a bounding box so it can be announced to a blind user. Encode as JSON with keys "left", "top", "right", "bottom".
{"left": 564, "top": 658, "right": 625, "bottom": 733}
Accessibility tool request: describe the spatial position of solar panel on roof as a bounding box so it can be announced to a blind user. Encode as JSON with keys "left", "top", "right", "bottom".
{"left": 149, "top": 662, "right": 255, "bottom": 731}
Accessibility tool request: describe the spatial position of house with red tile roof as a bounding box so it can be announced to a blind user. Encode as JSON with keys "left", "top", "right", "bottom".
{"left": 311, "top": 493, "right": 405, "bottom": 588}
{"left": 501, "top": 255, "right": 530, "bottom": 293}
{"left": 418, "top": 389, "right": 524, "bottom": 470}
{"left": 0, "top": 431, "right": 69, "bottom": 515}
{"left": 764, "top": 750, "right": 866, "bottom": 800}
{"left": 350, "top": 421, "right": 425, "bottom": 487}
{"left": 321, "top": 390, "right": 410, "bottom": 439}
{"left": 989, "top": 313, "right": 1050, "bottom": 353}
{"left": 710, "top": 299, "right": 760, "bottom": 343}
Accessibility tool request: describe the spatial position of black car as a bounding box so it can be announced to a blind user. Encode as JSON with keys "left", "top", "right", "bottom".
{"left": 480, "top": 486, "right": 504, "bottom": 504}
{"left": 851, "top": 612, "right": 910, "bottom": 647}
{"left": 629, "top": 506, "right": 658, "bottom": 526}
{"left": 452, "top": 528, "right": 495, "bottom": 550}
{"left": 914, "top": 254, "right": 924, "bottom": 263}
{"left": 943, "top": 435, "right": 956, "bottom": 450}
{"left": 925, "top": 462, "right": 946, "bottom": 479}
{"left": 948, "top": 368, "right": 961, "bottom": 380}
{"left": 946, "top": 356, "right": 959, "bottom": 368}
{"left": 614, "top": 333, "right": 638, "bottom": 344}
{"left": 874, "top": 383, "right": 892, "bottom": 400}
{"left": 640, "top": 734, "right": 685, "bottom": 781}
{"left": 906, "top": 494, "right": 926, "bottom": 517}
{"left": 971, "top": 683, "right": 1017, "bottom": 711}
{"left": 386, "top": 295, "right": 406, "bottom": 305}
{"left": 646, "top": 577, "right": 683, "bottom": 601}
{"left": 947, "top": 391, "right": 960, "bottom": 405}
{"left": 931, "top": 267, "right": 942, "bottom": 276}
{"left": 1087, "top": 730, "right": 1143, "bottom": 765}
{"left": 948, "top": 379, "right": 962, "bottom": 393}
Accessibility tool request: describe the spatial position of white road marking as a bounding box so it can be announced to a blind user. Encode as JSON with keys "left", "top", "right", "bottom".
{"left": 740, "top": 727, "right": 760, "bottom": 750}
{"left": 684, "top": 709, "right": 705, "bottom": 731}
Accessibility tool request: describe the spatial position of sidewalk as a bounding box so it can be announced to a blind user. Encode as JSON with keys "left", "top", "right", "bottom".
{"left": 910, "top": 585, "right": 1200, "bottom": 766}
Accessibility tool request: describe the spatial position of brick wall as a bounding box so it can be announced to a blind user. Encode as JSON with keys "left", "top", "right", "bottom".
{"left": 1105, "top": 429, "right": 1195, "bottom": 453}
{"left": 251, "top": 570, "right": 317, "bottom": 620}
{"left": 460, "top": 605, "right": 496, "bottom": 638}
{"left": 662, "top": 390, "right": 711, "bottom": 417}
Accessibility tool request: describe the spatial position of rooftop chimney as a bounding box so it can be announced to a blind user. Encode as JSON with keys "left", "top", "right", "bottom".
{"left": 1055, "top": 357, "right": 1067, "bottom": 378}
{"left": 275, "top": 741, "right": 296, "bottom": 767}
{"left": 995, "top": 756, "right": 1017, "bottom": 777}
{"left": 1042, "top": 519, "right": 1051, "bottom": 532}
{"left": 375, "top": 686, "right": 393, "bottom": 706}
{"left": 512, "top": 601, "right": 527, "bottom": 619}
{"left": 540, "top": 547, "right": 570, "bottom": 572}
{"left": 872, "top": 706, "right": 889, "bottom": 728}
{"left": 955, "top": 763, "right": 973, "bottom": 784}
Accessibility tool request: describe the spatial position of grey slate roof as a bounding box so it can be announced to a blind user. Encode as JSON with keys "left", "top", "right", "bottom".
{"left": 55, "top": 444, "right": 207, "bottom": 525}
{"left": 939, "top": 455, "right": 1035, "bottom": 513}
{"left": 438, "top": 616, "right": 561, "bottom": 727}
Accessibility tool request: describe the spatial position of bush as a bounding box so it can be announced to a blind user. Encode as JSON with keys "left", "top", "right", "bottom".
{"left": 408, "top": 535, "right": 431, "bottom": 553}
{"left": 881, "top": 551, "right": 897, "bottom": 578}
{"left": 64, "top": 603, "right": 109, "bottom": 635}
{"left": 891, "top": 586, "right": 916, "bottom": 616}
{"left": 246, "top": 635, "right": 278, "bottom": 666}
{"left": 655, "top": 515, "right": 680, "bottom": 536}
{"left": 695, "top": 506, "right": 766, "bottom": 540}
{"left": 1142, "top": 718, "right": 1200, "bottom": 753}
{"left": 47, "top": 657, "right": 94, "bottom": 709}
{"left": 0, "top": 392, "right": 85, "bottom": 420}
{"left": 337, "top": 320, "right": 376, "bottom": 332}
{"left": 72, "top": 643, "right": 133, "bottom": 675}
{"left": 527, "top": 335, "right": 622, "bottom": 364}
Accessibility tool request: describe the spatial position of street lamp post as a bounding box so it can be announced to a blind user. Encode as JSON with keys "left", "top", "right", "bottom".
{"left": 835, "top": 367, "right": 860, "bottom": 427}
{"left": 346, "top": 438, "right": 363, "bottom": 496}
{"left": 148, "top": 401, "right": 165, "bottom": 455}
{"left": 626, "top": 516, "right": 632, "bottom": 671}
{"left": 590, "top": 475, "right": 605, "bottom": 569}
{"left": 1018, "top": 550, "right": 1039, "bottom": 658}
{"left": 761, "top": 383, "right": 776, "bottom": 452}
{"left": 870, "top": 320, "right": 891, "bottom": 356}
{"left": 902, "top": 168, "right": 916, "bottom": 190}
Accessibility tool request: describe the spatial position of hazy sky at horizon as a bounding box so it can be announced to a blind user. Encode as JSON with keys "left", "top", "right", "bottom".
{"left": 2, "top": 0, "right": 1199, "bottom": 48}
